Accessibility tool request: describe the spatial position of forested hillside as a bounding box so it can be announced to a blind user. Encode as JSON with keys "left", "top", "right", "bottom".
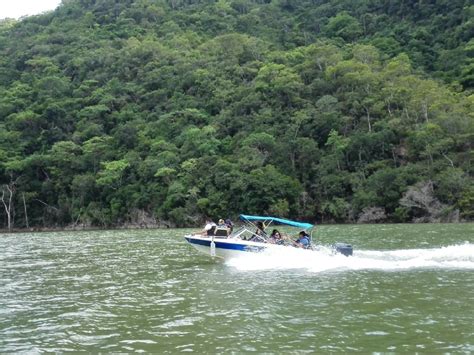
{"left": 0, "top": 0, "right": 473, "bottom": 229}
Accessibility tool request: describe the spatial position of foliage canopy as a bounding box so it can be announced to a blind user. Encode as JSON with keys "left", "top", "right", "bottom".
{"left": 0, "top": 0, "right": 472, "bottom": 228}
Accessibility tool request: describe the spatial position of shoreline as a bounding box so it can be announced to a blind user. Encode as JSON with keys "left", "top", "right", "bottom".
{"left": 1, "top": 220, "right": 472, "bottom": 234}
{"left": 0, "top": 224, "right": 180, "bottom": 234}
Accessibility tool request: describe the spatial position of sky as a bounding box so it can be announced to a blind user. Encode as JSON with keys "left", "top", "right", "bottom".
{"left": 0, "top": 0, "right": 62, "bottom": 20}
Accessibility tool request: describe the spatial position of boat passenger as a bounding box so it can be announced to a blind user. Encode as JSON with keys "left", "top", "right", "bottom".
{"left": 225, "top": 218, "right": 234, "bottom": 234}
{"left": 294, "top": 231, "right": 311, "bottom": 249}
{"left": 201, "top": 219, "right": 217, "bottom": 236}
{"left": 215, "top": 218, "right": 230, "bottom": 237}
{"left": 256, "top": 221, "right": 266, "bottom": 235}
{"left": 268, "top": 229, "right": 283, "bottom": 244}
{"left": 249, "top": 221, "right": 267, "bottom": 242}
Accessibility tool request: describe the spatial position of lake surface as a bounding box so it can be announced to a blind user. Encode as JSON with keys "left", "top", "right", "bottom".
{"left": 1, "top": 224, "right": 473, "bottom": 352}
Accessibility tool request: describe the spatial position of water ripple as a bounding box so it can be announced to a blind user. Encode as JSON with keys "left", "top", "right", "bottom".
{"left": 0, "top": 226, "right": 473, "bottom": 352}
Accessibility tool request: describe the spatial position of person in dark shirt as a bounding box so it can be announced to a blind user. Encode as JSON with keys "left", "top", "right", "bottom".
{"left": 225, "top": 219, "right": 233, "bottom": 234}
{"left": 249, "top": 221, "right": 267, "bottom": 242}
{"left": 268, "top": 229, "right": 283, "bottom": 244}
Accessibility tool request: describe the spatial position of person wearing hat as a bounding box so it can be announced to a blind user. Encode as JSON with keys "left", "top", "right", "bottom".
{"left": 294, "top": 231, "right": 311, "bottom": 249}
{"left": 214, "top": 218, "right": 230, "bottom": 237}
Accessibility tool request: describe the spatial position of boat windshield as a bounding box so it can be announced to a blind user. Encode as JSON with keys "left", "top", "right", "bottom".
{"left": 230, "top": 215, "right": 314, "bottom": 242}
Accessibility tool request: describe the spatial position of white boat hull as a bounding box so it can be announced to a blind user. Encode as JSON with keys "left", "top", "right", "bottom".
{"left": 184, "top": 234, "right": 276, "bottom": 259}
{"left": 184, "top": 234, "right": 353, "bottom": 258}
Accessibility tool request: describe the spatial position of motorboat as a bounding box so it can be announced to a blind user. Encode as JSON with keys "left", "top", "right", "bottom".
{"left": 184, "top": 214, "right": 353, "bottom": 259}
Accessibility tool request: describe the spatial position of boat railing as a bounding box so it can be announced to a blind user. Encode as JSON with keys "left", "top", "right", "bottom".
{"left": 230, "top": 225, "right": 270, "bottom": 241}
{"left": 230, "top": 226, "right": 250, "bottom": 239}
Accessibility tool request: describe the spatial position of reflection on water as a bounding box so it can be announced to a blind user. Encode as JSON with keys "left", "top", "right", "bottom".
{"left": 0, "top": 224, "right": 473, "bottom": 352}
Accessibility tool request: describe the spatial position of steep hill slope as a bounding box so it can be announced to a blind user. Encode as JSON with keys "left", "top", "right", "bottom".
{"left": 0, "top": 0, "right": 472, "bottom": 228}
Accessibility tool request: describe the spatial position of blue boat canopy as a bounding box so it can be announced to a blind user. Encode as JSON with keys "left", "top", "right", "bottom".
{"left": 239, "top": 214, "right": 313, "bottom": 229}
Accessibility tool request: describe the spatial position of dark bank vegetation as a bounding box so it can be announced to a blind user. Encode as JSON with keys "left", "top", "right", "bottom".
{"left": 0, "top": 0, "right": 473, "bottom": 229}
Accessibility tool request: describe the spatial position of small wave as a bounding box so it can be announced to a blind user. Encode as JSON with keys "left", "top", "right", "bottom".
{"left": 225, "top": 243, "right": 474, "bottom": 272}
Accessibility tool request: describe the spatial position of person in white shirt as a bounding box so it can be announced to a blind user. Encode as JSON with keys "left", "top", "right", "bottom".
{"left": 201, "top": 218, "right": 217, "bottom": 236}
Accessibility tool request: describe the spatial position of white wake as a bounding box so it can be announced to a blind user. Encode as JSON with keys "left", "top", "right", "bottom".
{"left": 225, "top": 243, "right": 474, "bottom": 272}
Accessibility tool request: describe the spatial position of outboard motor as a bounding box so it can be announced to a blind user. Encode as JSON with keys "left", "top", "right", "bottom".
{"left": 334, "top": 243, "right": 353, "bottom": 256}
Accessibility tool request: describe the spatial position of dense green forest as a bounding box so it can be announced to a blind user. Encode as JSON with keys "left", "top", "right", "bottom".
{"left": 0, "top": 0, "right": 473, "bottom": 229}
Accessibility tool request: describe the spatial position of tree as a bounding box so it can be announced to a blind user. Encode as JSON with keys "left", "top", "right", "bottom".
{"left": 97, "top": 159, "right": 130, "bottom": 189}
{"left": 325, "top": 129, "right": 349, "bottom": 171}
{"left": 1, "top": 179, "right": 16, "bottom": 231}
{"left": 399, "top": 180, "right": 454, "bottom": 222}
{"left": 324, "top": 12, "right": 362, "bottom": 42}
{"left": 0, "top": 0, "right": 471, "bottom": 228}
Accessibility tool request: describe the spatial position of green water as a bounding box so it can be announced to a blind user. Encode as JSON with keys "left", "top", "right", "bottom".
{"left": 1, "top": 224, "right": 473, "bottom": 352}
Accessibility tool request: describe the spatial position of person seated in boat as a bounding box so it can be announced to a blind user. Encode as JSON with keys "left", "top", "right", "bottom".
{"left": 214, "top": 218, "right": 230, "bottom": 237}
{"left": 294, "top": 231, "right": 311, "bottom": 249}
{"left": 256, "top": 221, "right": 266, "bottom": 236}
{"left": 268, "top": 229, "right": 284, "bottom": 244}
{"left": 249, "top": 221, "right": 267, "bottom": 242}
{"left": 201, "top": 218, "right": 217, "bottom": 236}
{"left": 225, "top": 218, "right": 234, "bottom": 234}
